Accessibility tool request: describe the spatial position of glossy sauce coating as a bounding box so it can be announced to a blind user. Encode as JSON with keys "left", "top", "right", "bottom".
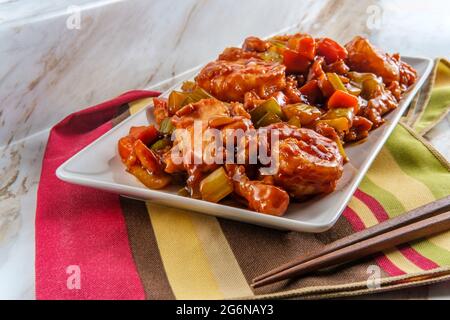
{"left": 119, "top": 33, "right": 417, "bottom": 216}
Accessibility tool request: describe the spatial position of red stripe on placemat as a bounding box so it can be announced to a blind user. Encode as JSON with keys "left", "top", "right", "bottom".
{"left": 342, "top": 206, "right": 366, "bottom": 231}
{"left": 354, "top": 189, "right": 438, "bottom": 271}
{"left": 354, "top": 189, "right": 390, "bottom": 222}
{"left": 35, "top": 90, "right": 159, "bottom": 300}
{"left": 374, "top": 254, "right": 406, "bottom": 276}
{"left": 342, "top": 202, "right": 405, "bottom": 276}
{"left": 398, "top": 245, "right": 439, "bottom": 270}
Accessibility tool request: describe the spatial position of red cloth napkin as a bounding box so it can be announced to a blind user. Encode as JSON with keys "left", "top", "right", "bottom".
{"left": 35, "top": 90, "right": 160, "bottom": 299}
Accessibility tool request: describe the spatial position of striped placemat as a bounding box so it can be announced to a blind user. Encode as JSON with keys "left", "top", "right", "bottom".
{"left": 36, "top": 60, "right": 450, "bottom": 299}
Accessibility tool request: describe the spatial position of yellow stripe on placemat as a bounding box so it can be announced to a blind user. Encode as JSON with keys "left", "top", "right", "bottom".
{"left": 146, "top": 203, "right": 223, "bottom": 299}
{"left": 360, "top": 144, "right": 450, "bottom": 266}
{"left": 366, "top": 148, "right": 435, "bottom": 212}
{"left": 129, "top": 97, "right": 153, "bottom": 114}
{"left": 381, "top": 248, "right": 423, "bottom": 274}
{"left": 428, "top": 231, "right": 450, "bottom": 251}
{"left": 347, "top": 197, "right": 379, "bottom": 227}
{"left": 348, "top": 197, "right": 422, "bottom": 273}
{"left": 146, "top": 203, "right": 253, "bottom": 299}
{"left": 190, "top": 214, "right": 253, "bottom": 298}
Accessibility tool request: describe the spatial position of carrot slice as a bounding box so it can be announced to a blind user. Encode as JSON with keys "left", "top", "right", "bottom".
{"left": 134, "top": 139, "right": 162, "bottom": 173}
{"left": 129, "top": 125, "right": 159, "bottom": 145}
{"left": 327, "top": 90, "right": 359, "bottom": 112}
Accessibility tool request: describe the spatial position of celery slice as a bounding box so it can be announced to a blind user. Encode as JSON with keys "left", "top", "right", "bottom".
{"left": 262, "top": 50, "right": 282, "bottom": 62}
{"left": 283, "top": 103, "right": 322, "bottom": 125}
{"left": 319, "top": 107, "right": 354, "bottom": 132}
{"left": 335, "top": 137, "right": 349, "bottom": 162}
{"left": 151, "top": 138, "right": 170, "bottom": 151}
{"left": 250, "top": 97, "right": 283, "bottom": 124}
{"left": 321, "top": 108, "right": 354, "bottom": 121}
{"left": 159, "top": 117, "right": 174, "bottom": 134}
{"left": 256, "top": 112, "right": 282, "bottom": 128}
{"left": 361, "top": 79, "right": 382, "bottom": 100}
{"left": 168, "top": 91, "right": 188, "bottom": 113}
{"left": 327, "top": 72, "right": 347, "bottom": 92}
{"left": 181, "top": 87, "right": 214, "bottom": 106}
{"left": 346, "top": 82, "right": 362, "bottom": 96}
{"left": 200, "top": 167, "right": 233, "bottom": 203}
{"left": 287, "top": 116, "right": 302, "bottom": 128}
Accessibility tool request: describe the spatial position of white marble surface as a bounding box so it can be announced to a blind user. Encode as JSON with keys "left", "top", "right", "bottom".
{"left": 0, "top": 0, "right": 449, "bottom": 299}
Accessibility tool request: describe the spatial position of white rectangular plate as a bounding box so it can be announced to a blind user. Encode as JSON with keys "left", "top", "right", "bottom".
{"left": 56, "top": 56, "right": 433, "bottom": 232}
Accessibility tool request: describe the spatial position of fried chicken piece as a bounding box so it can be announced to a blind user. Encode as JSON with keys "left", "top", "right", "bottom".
{"left": 171, "top": 98, "right": 229, "bottom": 129}
{"left": 392, "top": 53, "right": 417, "bottom": 90}
{"left": 226, "top": 164, "right": 289, "bottom": 216}
{"left": 263, "top": 123, "right": 344, "bottom": 199}
{"left": 164, "top": 99, "right": 229, "bottom": 195}
{"left": 283, "top": 75, "right": 304, "bottom": 103}
{"left": 357, "top": 79, "right": 399, "bottom": 128}
{"left": 218, "top": 47, "right": 260, "bottom": 61}
{"left": 242, "top": 36, "right": 270, "bottom": 52}
{"left": 152, "top": 97, "right": 169, "bottom": 125}
{"left": 345, "top": 36, "right": 400, "bottom": 84}
{"left": 165, "top": 98, "right": 254, "bottom": 197}
{"left": 346, "top": 36, "right": 417, "bottom": 90}
{"left": 195, "top": 58, "right": 286, "bottom": 102}
{"left": 344, "top": 116, "right": 373, "bottom": 142}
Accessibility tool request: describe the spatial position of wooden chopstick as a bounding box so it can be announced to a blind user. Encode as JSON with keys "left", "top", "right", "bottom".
{"left": 252, "top": 210, "right": 450, "bottom": 288}
{"left": 253, "top": 195, "right": 450, "bottom": 284}
{"left": 252, "top": 196, "right": 450, "bottom": 288}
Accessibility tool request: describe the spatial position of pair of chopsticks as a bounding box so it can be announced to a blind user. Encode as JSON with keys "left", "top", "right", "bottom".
{"left": 252, "top": 195, "right": 450, "bottom": 288}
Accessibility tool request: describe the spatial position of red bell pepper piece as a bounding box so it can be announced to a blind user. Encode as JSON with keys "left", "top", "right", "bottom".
{"left": 118, "top": 136, "right": 137, "bottom": 168}
{"left": 327, "top": 90, "right": 359, "bottom": 112}
{"left": 129, "top": 125, "right": 159, "bottom": 145}
{"left": 298, "top": 36, "right": 316, "bottom": 60}
{"left": 283, "top": 49, "right": 310, "bottom": 73}
{"left": 317, "top": 38, "right": 347, "bottom": 64}
{"left": 288, "top": 35, "right": 316, "bottom": 60}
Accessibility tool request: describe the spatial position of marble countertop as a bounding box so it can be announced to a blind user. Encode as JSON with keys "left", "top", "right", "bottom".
{"left": 0, "top": 0, "right": 449, "bottom": 299}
